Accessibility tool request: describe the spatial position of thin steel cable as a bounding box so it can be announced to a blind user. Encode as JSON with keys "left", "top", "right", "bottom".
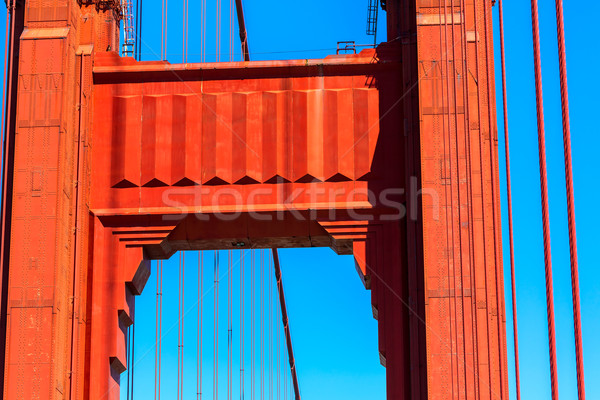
{"left": 269, "top": 255, "right": 273, "bottom": 400}
{"left": 529, "top": 0, "right": 559, "bottom": 398}
{"left": 131, "top": 322, "right": 135, "bottom": 400}
{"left": 183, "top": 0, "right": 189, "bottom": 63}
{"left": 214, "top": 251, "right": 220, "bottom": 400}
{"left": 127, "top": 325, "right": 131, "bottom": 400}
{"left": 0, "top": 5, "right": 9, "bottom": 182}
{"left": 472, "top": 2, "right": 495, "bottom": 397}
{"left": 251, "top": 250, "right": 256, "bottom": 400}
{"left": 553, "top": 2, "right": 586, "bottom": 398}
{"left": 134, "top": 0, "right": 139, "bottom": 60}
{"left": 177, "top": 252, "right": 182, "bottom": 400}
{"left": 156, "top": 261, "right": 163, "bottom": 400}
{"left": 137, "top": 0, "right": 143, "bottom": 60}
{"left": 199, "top": 252, "right": 203, "bottom": 400}
{"left": 240, "top": 250, "right": 245, "bottom": 400}
{"left": 482, "top": 1, "right": 509, "bottom": 396}
{"left": 161, "top": 0, "right": 168, "bottom": 60}
{"left": 447, "top": 2, "right": 471, "bottom": 396}
{"left": 440, "top": 0, "right": 458, "bottom": 393}
{"left": 260, "top": 250, "right": 264, "bottom": 400}
{"left": 216, "top": 0, "right": 221, "bottom": 62}
{"left": 276, "top": 264, "right": 280, "bottom": 400}
{"left": 457, "top": 0, "right": 481, "bottom": 395}
{"left": 497, "top": 0, "right": 521, "bottom": 398}
{"left": 201, "top": 0, "right": 206, "bottom": 63}
{"left": 228, "top": 251, "right": 233, "bottom": 400}
{"left": 231, "top": 0, "right": 234, "bottom": 61}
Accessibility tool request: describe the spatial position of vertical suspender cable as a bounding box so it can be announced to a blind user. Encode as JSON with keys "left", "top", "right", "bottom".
{"left": 0, "top": 6, "right": 17, "bottom": 385}
{"left": 285, "top": 320, "right": 288, "bottom": 400}
{"left": 182, "top": 0, "right": 186, "bottom": 63}
{"left": 161, "top": 0, "right": 168, "bottom": 60}
{"left": 240, "top": 250, "right": 245, "bottom": 399}
{"left": 482, "top": 1, "right": 509, "bottom": 396}
{"left": 529, "top": 0, "right": 559, "bottom": 398}
{"left": 131, "top": 322, "right": 135, "bottom": 400}
{"left": 472, "top": 2, "right": 495, "bottom": 397}
{"left": 199, "top": 252, "right": 203, "bottom": 400}
{"left": 201, "top": 0, "right": 206, "bottom": 63}
{"left": 497, "top": 0, "right": 522, "bottom": 398}
{"left": 260, "top": 250, "right": 264, "bottom": 400}
{"left": 228, "top": 251, "right": 233, "bottom": 400}
{"left": 178, "top": 255, "right": 181, "bottom": 400}
{"left": 1, "top": 5, "right": 9, "bottom": 140}
{"left": 137, "top": 0, "right": 143, "bottom": 60}
{"left": 440, "top": 1, "right": 459, "bottom": 393}
{"left": 214, "top": 251, "right": 219, "bottom": 400}
{"left": 553, "top": 2, "right": 586, "bottom": 398}
{"left": 216, "top": 0, "right": 221, "bottom": 62}
{"left": 444, "top": 0, "right": 470, "bottom": 391}
{"left": 276, "top": 262, "right": 280, "bottom": 400}
{"left": 156, "top": 260, "right": 163, "bottom": 400}
{"left": 134, "top": 0, "right": 139, "bottom": 60}
{"left": 127, "top": 326, "right": 132, "bottom": 400}
{"left": 183, "top": 253, "right": 186, "bottom": 397}
{"left": 251, "top": 250, "right": 255, "bottom": 400}
{"left": 229, "top": 0, "right": 234, "bottom": 61}
{"left": 457, "top": 0, "right": 481, "bottom": 394}
{"left": 268, "top": 253, "right": 273, "bottom": 400}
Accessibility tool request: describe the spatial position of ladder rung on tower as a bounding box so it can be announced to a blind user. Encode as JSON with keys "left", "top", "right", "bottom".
{"left": 121, "top": 0, "right": 135, "bottom": 57}
{"left": 366, "top": 0, "right": 379, "bottom": 36}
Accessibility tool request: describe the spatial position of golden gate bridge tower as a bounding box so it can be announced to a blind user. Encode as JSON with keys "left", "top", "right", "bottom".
{"left": 0, "top": 0, "right": 587, "bottom": 399}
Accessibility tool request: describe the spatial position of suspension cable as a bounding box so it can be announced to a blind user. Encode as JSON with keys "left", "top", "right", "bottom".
{"left": 529, "top": 0, "right": 559, "bottom": 398}
{"left": 457, "top": 0, "right": 481, "bottom": 395}
{"left": 228, "top": 250, "right": 233, "bottom": 400}
{"left": 269, "top": 253, "right": 273, "bottom": 400}
{"left": 482, "top": 1, "right": 509, "bottom": 396}
{"left": 260, "top": 249, "right": 264, "bottom": 400}
{"left": 240, "top": 250, "right": 245, "bottom": 400}
{"left": 497, "top": 0, "right": 521, "bottom": 398}
{"left": 251, "top": 250, "right": 256, "bottom": 400}
{"left": 472, "top": 2, "right": 494, "bottom": 397}
{"left": 161, "top": 0, "right": 168, "bottom": 60}
{"left": 184, "top": 0, "right": 189, "bottom": 63}
{"left": 198, "top": 252, "right": 203, "bottom": 400}
{"left": 553, "top": 2, "right": 586, "bottom": 398}
{"left": 234, "top": 0, "right": 250, "bottom": 61}
{"left": 137, "top": 0, "right": 143, "bottom": 60}
{"left": 201, "top": 0, "right": 206, "bottom": 63}
{"left": 178, "top": 252, "right": 184, "bottom": 400}
{"left": 156, "top": 260, "right": 163, "bottom": 400}
{"left": 216, "top": 0, "right": 221, "bottom": 62}
{"left": 443, "top": 0, "right": 467, "bottom": 391}
{"left": 214, "top": 251, "right": 219, "bottom": 400}
{"left": 131, "top": 322, "right": 136, "bottom": 399}
{"left": 230, "top": 0, "right": 234, "bottom": 61}
{"left": 272, "top": 250, "right": 300, "bottom": 400}
{"left": 276, "top": 259, "right": 280, "bottom": 400}
{"left": 127, "top": 324, "right": 132, "bottom": 400}
{"left": 134, "top": 0, "right": 139, "bottom": 60}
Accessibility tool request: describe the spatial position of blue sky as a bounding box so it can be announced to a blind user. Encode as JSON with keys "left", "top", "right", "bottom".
{"left": 1, "top": 1, "right": 598, "bottom": 399}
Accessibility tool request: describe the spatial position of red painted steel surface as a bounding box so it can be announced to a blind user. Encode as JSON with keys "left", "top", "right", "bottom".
{"left": 0, "top": 1, "right": 508, "bottom": 399}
